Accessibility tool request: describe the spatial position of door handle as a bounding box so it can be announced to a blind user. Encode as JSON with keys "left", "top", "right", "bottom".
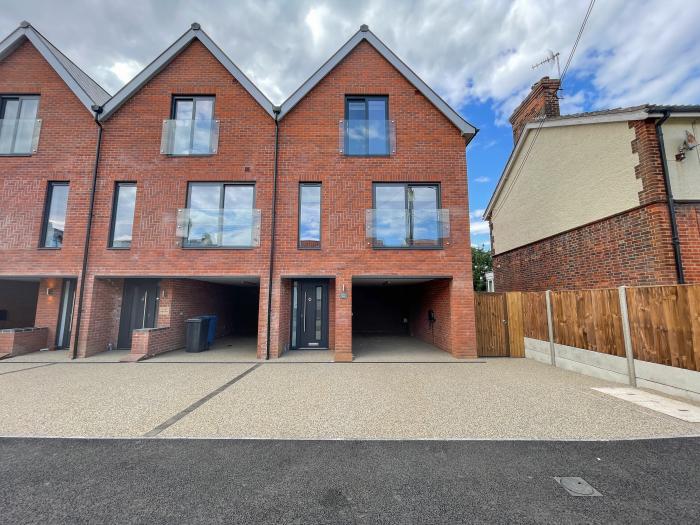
{"left": 142, "top": 291, "right": 148, "bottom": 327}
{"left": 302, "top": 291, "right": 307, "bottom": 332}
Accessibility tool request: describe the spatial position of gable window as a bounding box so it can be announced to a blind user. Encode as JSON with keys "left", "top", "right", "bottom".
{"left": 184, "top": 182, "right": 256, "bottom": 248}
{"left": 344, "top": 96, "right": 390, "bottom": 156}
{"left": 298, "top": 183, "right": 321, "bottom": 249}
{"left": 109, "top": 183, "right": 137, "bottom": 248}
{"left": 371, "top": 183, "right": 443, "bottom": 248}
{"left": 41, "top": 182, "right": 69, "bottom": 248}
{"left": 161, "top": 96, "right": 218, "bottom": 155}
{"left": 0, "top": 95, "right": 40, "bottom": 155}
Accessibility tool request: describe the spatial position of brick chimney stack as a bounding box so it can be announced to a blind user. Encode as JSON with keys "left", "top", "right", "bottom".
{"left": 509, "top": 77, "right": 561, "bottom": 143}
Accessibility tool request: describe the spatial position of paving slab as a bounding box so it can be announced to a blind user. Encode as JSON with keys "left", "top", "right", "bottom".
{"left": 0, "top": 363, "right": 253, "bottom": 437}
{"left": 1, "top": 350, "right": 129, "bottom": 363}
{"left": 352, "top": 335, "right": 462, "bottom": 362}
{"left": 162, "top": 359, "right": 700, "bottom": 440}
{"left": 0, "top": 362, "right": 53, "bottom": 375}
{"left": 148, "top": 337, "right": 257, "bottom": 363}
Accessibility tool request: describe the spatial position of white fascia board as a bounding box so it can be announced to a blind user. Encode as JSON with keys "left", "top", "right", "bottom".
{"left": 0, "top": 27, "right": 97, "bottom": 114}
{"left": 278, "top": 29, "right": 477, "bottom": 138}
{"left": 100, "top": 27, "right": 275, "bottom": 121}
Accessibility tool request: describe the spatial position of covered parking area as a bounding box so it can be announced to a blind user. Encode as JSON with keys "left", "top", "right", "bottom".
{"left": 351, "top": 276, "right": 454, "bottom": 360}
{"left": 83, "top": 275, "right": 261, "bottom": 361}
{"left": 0, "top": 276, "right": 76, "bottom": 358}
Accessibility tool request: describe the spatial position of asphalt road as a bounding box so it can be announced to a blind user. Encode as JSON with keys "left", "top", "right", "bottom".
{"left": 1, "top": 437, "right": 698, "bottom": 524}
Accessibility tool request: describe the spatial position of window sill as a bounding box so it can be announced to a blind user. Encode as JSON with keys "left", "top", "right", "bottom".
{"left": 37, "top": 246, "right": 61, "bottom": 250}
{"left": 107, "top": 246, "right": 131, "bottom": 250}
{"left": 0, "top": 153, "right": 34, "bottom": 157}
{"left": 370, "top": 246, "right": 444, "bottom": 251}
{"left": 162, "top": 153, "right": 216, "bottom": 157}
{"left": 181, "top": 246, "right": 256, "bottom": 250}
{"left": 342, "top": 154, "right": 392, "bottom": 158}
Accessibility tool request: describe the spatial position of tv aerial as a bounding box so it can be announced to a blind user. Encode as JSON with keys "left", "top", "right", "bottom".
{"left": 532, "top": 50, "right": 561, "bottom": 78}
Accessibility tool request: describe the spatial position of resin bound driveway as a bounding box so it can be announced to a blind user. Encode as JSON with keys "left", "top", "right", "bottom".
{"left": 1, "top": 354, "right": 699, "bottom": 440}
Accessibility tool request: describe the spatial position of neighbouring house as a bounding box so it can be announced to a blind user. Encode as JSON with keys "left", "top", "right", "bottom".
{"left": 0, "top": 22, "right": 478, "bottom": 361}
{"left": 485, "top": 77, "right": 700, "bottom": 291}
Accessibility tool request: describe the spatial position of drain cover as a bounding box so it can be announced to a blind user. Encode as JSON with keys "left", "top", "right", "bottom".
{"left": 554, "top": 477, "right": 602, "bottom": 496}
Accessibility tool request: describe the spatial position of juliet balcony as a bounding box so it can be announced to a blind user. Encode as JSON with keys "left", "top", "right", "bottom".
{"left": 339, "top": 119, "right": 396, "bottom": 156}
{"left": 365, "top": 208, "right": 450, "bottom": 248}
{"left": 0, "top": 119, "right": 42, "bottom": 155}
{"left": 176, "top": 208, "right": 261, "bottom": 248}
{"left": 160, "top": 119, "right": 220, "bottom": 156}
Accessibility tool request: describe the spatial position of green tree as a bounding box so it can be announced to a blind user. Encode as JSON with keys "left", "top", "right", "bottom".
{"left": 472, "top": 246, "right": 492, "bottom": 291}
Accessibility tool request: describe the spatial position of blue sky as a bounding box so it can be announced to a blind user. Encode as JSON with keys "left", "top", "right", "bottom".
{"left": 2, "top": 0, "right": 699, "bottom": 251}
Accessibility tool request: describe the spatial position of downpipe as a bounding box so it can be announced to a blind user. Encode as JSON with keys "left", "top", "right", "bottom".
{"left": 71, "top": 105, "right": 103, "bottom": 359}
{"left": 655, "top": 111, "right": 685, "bottom": 284}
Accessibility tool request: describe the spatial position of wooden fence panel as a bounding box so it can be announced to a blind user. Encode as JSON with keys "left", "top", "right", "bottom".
{"left": 475, "top": 292, "right": 509, "bottom": 357}
{"left": 626, "top": 285, "right": 700, "bottom": 371}
{"left": 522, "top": 292, "right": 547, "bottom": 340}
{"left": 506, "top": 292, "right": 525, "bottom": 358}
{"left": 551, "top": 289, "right": 624, "bottom": 356}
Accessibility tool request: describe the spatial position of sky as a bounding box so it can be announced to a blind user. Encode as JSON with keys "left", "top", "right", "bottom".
{"left": 2, "top": 0, "right": 699, "bottom": 249}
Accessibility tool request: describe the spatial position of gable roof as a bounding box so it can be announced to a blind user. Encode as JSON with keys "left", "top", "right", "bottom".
{"left": 0, "top": 21, "right": 111, "bottom": 111}
{"left": 279, "top": 25, "right": 477, "bottom": 139}
{"left": 484, "top": 104, "right": 700, "bottom": 220}
{"left": 100, "top": 23, "right": 274, "bottom": 120}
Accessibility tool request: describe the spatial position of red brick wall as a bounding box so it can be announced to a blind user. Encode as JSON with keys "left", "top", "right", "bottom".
{"left": 676, "top": 202, "right": 700, "bottom": 283}
{"left": 494, "top": 204, "right": 678, "bottom": 291}
{"left": 80, "top": 277, "right": 123, "bottom": 356}
{"left": 0, "top": 327, "right": 48, "bottom": 356}
{"left": 0, "top": 41, "right": 97, "bottom": 278}
{"left": 34, "top": 277, "right": 63, "bottom": 349}
{"left": 509, "top": 77, "right": 560, "bottom": 143}
{"left": 410, "top": 279, "right": 451, "bottom": 352}
{"left": 274, "top": 41, "right": 476, "bottom": 359}
{"left": 84, "top": 40, "right": 275, "bottom": 358}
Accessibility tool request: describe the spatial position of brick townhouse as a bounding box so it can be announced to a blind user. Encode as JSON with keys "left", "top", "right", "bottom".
{"left": 0, "top": 22, "right": 478, "bottom": 361}
{"left": 485, "top": 77, "right": 700, "bottom": 291}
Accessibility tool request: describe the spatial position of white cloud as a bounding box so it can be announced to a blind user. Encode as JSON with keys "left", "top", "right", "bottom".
{"left": 470, "top": 219, "right": 490, "bottom": 235}
{"left": 473, "top": 176, "right": 490, "bottom": 183}
{"left": 0, "top": 0, "right": 697, "bottom": 113}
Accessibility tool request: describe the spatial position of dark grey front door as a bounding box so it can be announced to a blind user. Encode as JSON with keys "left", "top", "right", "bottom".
{"left": 295, "top": 280, "right": 329, "bottom": 349}
{"left": 117, "top": 279, "right": 159, "bottom": 349}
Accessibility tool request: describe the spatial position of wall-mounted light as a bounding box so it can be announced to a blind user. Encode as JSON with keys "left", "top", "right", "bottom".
{"left": 46, "top": 288, "right": 55, "bottom": 296}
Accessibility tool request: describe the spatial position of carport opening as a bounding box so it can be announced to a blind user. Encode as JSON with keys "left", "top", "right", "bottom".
{"left": 173, "top": 278, "right": 259, "bottom": 357}
{"left": 110, "top": 277, "right": 260, "bottom": 359}
{"left": 351, "top": 277, "right": 452, "bottom": 359}
{"left": 0, "top": 279, "right": 40, "bottom": 330}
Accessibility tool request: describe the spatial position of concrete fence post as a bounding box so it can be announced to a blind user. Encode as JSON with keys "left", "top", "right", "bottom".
{"left": 617, "top": 286, "right": 637, "bottom": 387}
{"left": 545, "top": 290, "right": 556, "bottom": 366}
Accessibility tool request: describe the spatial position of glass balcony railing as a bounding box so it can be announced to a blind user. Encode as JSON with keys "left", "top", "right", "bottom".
{"left": 160, "top": 119, "right": 220, "bottom": 155}
{"left": 176, "top": 208, "right": 261, "bottom": 248}
{"left": 0, "top": 119, "right": 42, "bottom": 155}
{"left": 365, "top": 208, "right": 450, "bottom": 248}
{"left": 339, "top": 119, "right": 396, "bottom": 156}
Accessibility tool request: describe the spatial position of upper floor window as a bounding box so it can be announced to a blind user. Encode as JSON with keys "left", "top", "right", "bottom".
{"left": 343, "top": 96, "right": 393, "bottom": 156}
{"left": 369, "top": 183, "right": 447, "bottom": 249}
{"left": 181, "top": 182, "right": 259, "bottom": 248}
{"left": 298, "top": 183, "right": 321, "bottom": 249}
{"left": 109, "top": 182, "right": 137, "bottom": 248}
{"left": 0, "top": 95, "right": 41, "bottom": 155}
{"left": 161, "top": 96, "right": 219, "bottom": 155}
{"left": 41, "top": 182, "right": 69, "bottom": 248}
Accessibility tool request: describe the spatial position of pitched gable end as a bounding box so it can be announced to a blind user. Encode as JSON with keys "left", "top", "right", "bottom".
{"left": 0, "top": 22, "right": 111, "bottom": 112}
{"left": 279, "top": 25, "right": 477, "bottom": 138}
{"left": 100, "top": 24, "right": 275, "bottom": 120}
